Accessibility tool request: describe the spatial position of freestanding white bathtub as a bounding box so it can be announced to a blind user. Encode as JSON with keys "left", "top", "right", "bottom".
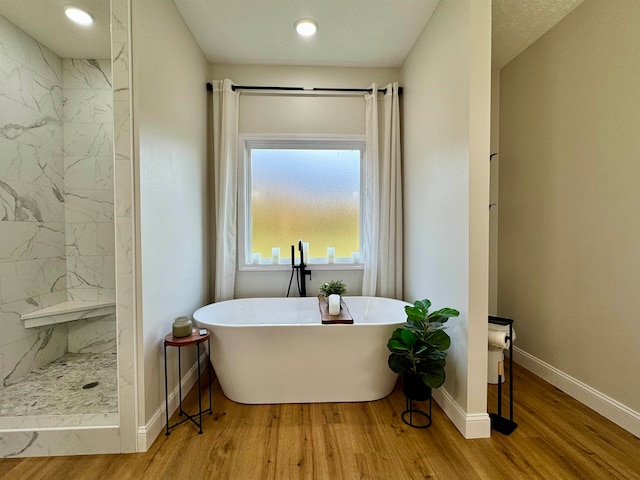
{"left": 193, "top": 296, "right": 408, "bottom": 404}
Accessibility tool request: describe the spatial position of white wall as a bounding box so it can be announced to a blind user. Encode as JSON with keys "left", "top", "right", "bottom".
{"left": 401, "top": 0, "right": 491, "bottom": 438}
{"left": 210, "top": 64, "right": 399, "bottom": 298}
{"left": 499, "top": 0, "right": 640, "bottom": 433}
{"left": 132, "top": 0, "right": 209, "bottom": 429}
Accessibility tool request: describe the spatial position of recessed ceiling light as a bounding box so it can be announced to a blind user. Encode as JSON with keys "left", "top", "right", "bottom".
{"left": 294, "top": 18, "right": 318, "bottom": 37}
{"left": 65, "top": 6, "right": 94, "bottom": 26}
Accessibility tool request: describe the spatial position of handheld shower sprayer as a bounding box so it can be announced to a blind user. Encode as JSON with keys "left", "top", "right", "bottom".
{"left": 286, "top": 240, "right": 311, "bottom": 297}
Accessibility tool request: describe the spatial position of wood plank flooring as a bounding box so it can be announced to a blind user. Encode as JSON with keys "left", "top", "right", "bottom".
{"left": 1, "top": 362, "right": 638, "bottom": 479}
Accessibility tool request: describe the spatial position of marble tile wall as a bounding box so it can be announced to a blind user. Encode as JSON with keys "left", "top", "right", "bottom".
{"left": 62, "top": 59, "right": 115, "bottom": 303}
{"left": 111, "top": 0, "right": 138, "bottom": 453}
{"left": 0, "top": 15, "right": 68, "bottom": 388}
{"left": 0, "top": 16, "right": 116, "bottom": 390}
{"left": 67, "top": 314, "right": 116, "bottom": 354}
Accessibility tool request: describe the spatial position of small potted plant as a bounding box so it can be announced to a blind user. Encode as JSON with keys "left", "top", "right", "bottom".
{"left": 387, "top": 298, "right": 459, "bottom": 401}
{"left": 318, "top": 280, "right": 347, "bottom": 299}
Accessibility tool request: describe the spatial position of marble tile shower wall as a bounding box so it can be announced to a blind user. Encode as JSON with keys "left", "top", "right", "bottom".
{"left": 63, "top": 58, "right": 115, "bottom": 303}
{"left": 0, "top": 16, "right": 115, "bottom": 390}
{"left": 0, "top": 16, "right": 67, "bottom": 389}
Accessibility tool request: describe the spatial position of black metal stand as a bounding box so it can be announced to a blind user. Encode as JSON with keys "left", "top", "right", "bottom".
{"left": 488, "top": 316, "right": 518, "bottom": 435}
{"left": 164, "top": 330, "right": 212, "bottom": 435}
{"left": 401, "top": 395, "right": 432, "bottom": 428}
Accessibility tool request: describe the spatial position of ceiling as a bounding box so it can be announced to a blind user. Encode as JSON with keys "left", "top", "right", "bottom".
{"left": 0, "top": 0, "right": 111, "bottom": 59}
{"left": 492, "top": 0, "right": 583, "bottom": 68}
{"left": 173, "top": 0, "right": 439, "bottom": 68}
{"left": 0, "top": 0, "right": 584, "bottom": 69}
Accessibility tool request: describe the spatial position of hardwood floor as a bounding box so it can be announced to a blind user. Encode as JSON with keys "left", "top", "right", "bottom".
{"left": 1, "top": 362, "right": 638, "bottom": 479}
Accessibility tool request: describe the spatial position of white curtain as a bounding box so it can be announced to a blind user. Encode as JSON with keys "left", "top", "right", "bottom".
{"left": 362, "top": 85, "right": 380, "bottom": 296}
{"left": 362, "top": 83, "right": 403, "bottom": 299}
{"left": 211, "top": 79, "right": 239, "bottom": 301}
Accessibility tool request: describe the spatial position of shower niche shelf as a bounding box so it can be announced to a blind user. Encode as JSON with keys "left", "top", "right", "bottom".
{"left": 21, "top": 300, "right": 116, "bottom": 329}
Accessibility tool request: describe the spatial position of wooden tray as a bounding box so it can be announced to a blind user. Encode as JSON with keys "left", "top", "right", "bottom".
{"left": 318, "top": 295, "right": 354, "bottom": 324}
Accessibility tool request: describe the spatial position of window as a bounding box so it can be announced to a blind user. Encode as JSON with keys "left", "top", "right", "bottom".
{"left": 239, "top": 135, "right": 364, "bottom": 267}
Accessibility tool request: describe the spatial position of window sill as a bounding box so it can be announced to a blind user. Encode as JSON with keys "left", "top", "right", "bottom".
{"left": 239, "top": 263, "right": 364, "bottom": 272}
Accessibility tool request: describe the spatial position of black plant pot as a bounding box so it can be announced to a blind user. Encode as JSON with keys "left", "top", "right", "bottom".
{"left": 402, "top": 374, "right": 432, "bottom": 401}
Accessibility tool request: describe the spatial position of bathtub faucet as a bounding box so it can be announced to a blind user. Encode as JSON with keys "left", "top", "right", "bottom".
{"left": 291, "top": 240, "right": 312, "bottom": 296}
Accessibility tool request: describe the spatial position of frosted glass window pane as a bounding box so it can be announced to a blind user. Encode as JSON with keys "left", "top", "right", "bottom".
{"left": 251, "top": 149, "right": 360, "bottom": 261}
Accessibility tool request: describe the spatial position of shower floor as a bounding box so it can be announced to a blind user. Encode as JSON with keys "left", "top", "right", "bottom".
{"left": 0, "top": 352, "right": 117, "bottom": 416}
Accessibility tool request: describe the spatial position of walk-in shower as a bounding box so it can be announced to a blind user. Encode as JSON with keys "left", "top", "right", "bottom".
{"left": 0, "top": 10, "right": 117, "bottom": 422}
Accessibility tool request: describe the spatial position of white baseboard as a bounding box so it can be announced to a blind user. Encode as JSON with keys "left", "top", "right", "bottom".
{"left": 137, "top": 351, "right": 210, "bottom": 452}
{"left": 513, "top": 346, "right": 640, "bottom": 438}
{"left": 432, "top": 388, "right": 491, "bottom": 439}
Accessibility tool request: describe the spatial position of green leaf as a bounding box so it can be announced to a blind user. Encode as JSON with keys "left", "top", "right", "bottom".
{"left": 405, "top": 306, "right": 425, "bottom": 321}
{"left": 415, "top": 299, "right": 432, "bottom": 312}
{"left": 426, "top": 315, "right": 445, "bottom": 324}
{"left": 416, "top": 353, "right": 441, "bottom": 365}
{"left": 427, "top": 330, "right": 451, "bottom": 351}
{"left": 388, "top": 354, "right": 411, "bottom": 374}
{"left": 387, "top": 339, "right": 409, "bottom": 351}
{"left": 414, "top": 344, "right": 429, "bottom": 356}
{"left": 400, "top": 329, "right": 417, "bottom": 348}
{"left": 420, "top": 369, "right": 446, "bottom": 389}
{"left": 425, "top": 321, "right": 446, "bottom": 331}
{"left": 390, "top": 328, "right": 405, "bottom": 341}
{"left": 429, "top": 308, "right": 459, "bottom": 319}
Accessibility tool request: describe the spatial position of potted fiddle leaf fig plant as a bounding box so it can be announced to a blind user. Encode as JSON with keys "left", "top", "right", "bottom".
{"left": 387, "top": 298, "right": 459, "bottom": 401}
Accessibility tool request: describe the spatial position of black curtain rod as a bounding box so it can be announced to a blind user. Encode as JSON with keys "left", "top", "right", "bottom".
{"left": 205, "top": 82, "right": 402, "bottom": 95}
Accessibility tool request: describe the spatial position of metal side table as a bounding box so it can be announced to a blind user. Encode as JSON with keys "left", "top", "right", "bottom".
{"left": 164, "top": 328, "right": 212, "bottom": 435}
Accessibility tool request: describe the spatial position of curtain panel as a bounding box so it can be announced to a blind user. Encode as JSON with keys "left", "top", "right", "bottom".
{"left": 362, "top": 83, "right": 403, "bottom": 299}
{"left": 210, "top": 79, "right": 239, "bottom": 301}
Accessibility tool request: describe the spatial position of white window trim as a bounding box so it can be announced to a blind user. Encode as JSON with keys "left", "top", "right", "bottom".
{"left": 238, "top": 134, "right": 365, "bottom": 271}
